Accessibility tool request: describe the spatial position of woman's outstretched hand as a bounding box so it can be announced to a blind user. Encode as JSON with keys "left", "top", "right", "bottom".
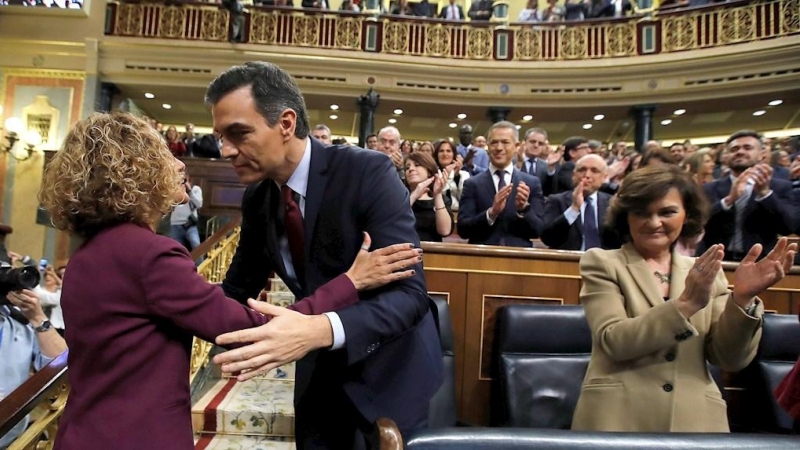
{"left": 733, "top": 237, "right": 797, "bottom": 307}
{"left": 344, "top": 232, "right": 423, "bottom": 291}
{"left": 676, "top": 244, "right": 724, "bottom": 319}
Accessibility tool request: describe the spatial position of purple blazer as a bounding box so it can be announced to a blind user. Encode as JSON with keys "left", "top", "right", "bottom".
{"left": 54, "top": 223, "right": 357, "bottom": 450}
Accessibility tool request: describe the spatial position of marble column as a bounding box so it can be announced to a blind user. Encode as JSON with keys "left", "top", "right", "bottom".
{"left": 357, "top": 89, "right": 380, "bottom": 148}
{"left": 630, "top": 104, "right": 656, "bottom": 153}
{"left": 487, "top": 106, "right": 512, "bottom": 123}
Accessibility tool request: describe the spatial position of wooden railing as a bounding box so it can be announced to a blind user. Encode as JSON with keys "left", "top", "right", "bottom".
{"left": 105, "top": 0, "right": 800, "bottom": 61}
{"left": 0, "top": 352, "right": 69, "bottom": 450}
{"left": 0, "top": 221, "right": 242, "bottom": 448}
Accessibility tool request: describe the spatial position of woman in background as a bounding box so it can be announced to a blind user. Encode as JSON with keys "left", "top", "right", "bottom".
{"left": 405, "top": 152, "right": 453, "bottom": 242}
{"left": 684, "top": 148, "right": 715, "bottom": 185}
{"left": 43, "top": 112, "right": 423, "bottom": 450}
{"left": 573, "top": 165, "right": 795, "bottom": 432}
{"left": 434, "top": 138, "right": 470, "bottom": 212}
{"left": 165, "top": 125, "right": 186, "bottom": 157}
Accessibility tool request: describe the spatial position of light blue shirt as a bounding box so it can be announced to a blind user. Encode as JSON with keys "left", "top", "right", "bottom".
{"left": 0, "top": 306, "right": 54, "bottom": 448}
{"left": 456, "top": 144, "right": 489, "bottom": 174}
{"left": 563, "top": 191, "right": 599, "bottom": 251}
{"left": 276, "top": 139, "right": 346, "bottom": 350}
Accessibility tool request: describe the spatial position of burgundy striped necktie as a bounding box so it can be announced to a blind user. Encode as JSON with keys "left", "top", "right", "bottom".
{"left": 281, "top": 185, "right": 305, "bottom": 283}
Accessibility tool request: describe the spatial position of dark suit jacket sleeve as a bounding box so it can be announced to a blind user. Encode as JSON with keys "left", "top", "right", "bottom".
{"left": 141, "top": 237, "right": 267, "bottom": 345}
{"left": 455, "top": 176, "right": 491, "bottom": 241}
{"left": 700, "top": 181, "right": 733, "bottom": 251}
{"left": 336, "top": 155, "right": 431, "bottom": 366}
{"left": 541, "top": 193, "right": 573, "bottom": 249}
{"left": 222, "top": 184, "right": 274, "bottom": 304}
{"left": 756, "top": 181, "right": 795, "bottom": 236}
{"left": 509, "top": 174, "right": 544, "bottom": 239}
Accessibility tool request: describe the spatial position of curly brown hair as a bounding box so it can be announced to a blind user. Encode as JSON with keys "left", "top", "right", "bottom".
{"left": 605, "top": 164, "right": 708, "bottom": 243}
{"left": 39, "top": 111, "right": 183, "bottom": 238}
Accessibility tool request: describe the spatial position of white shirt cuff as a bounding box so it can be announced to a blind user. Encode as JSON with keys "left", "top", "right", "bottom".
{"left": 755, "top": 190, "right": 773, "bottom": 201}
{"left": 563, "top": 207, "right": 580, "bottom": 225}
{"left": 485, "top": 209, "right": 496, "bottom": 226}
{"left": 720, "top": 198, "right": 733, "bottom": 211}
{"left": 323, "top": 312, "right": 346, "bottom": 350}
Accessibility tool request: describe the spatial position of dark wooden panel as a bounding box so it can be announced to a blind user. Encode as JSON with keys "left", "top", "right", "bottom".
{"left": 182, "top": 157, "right": 244, "bottom": 218}
{"left": 425, "top": 271, "right": 468, "bottom": 415}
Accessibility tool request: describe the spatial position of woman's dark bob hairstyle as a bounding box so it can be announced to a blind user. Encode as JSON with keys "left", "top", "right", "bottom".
{"left": 605, "top": 164, "right": 709, "bottom": 243}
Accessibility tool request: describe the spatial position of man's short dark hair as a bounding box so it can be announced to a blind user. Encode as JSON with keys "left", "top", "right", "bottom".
{"left": 366, "top": 134, "right": 377, "bottom": 140}
{"left": 524, "top": 127, "right": 548, "bottom": 140}
{"left": 726, "top": 129, "right": 763, "bottom": 147}
{"left": 562, "top": 136, "right": 588, "bottom": 161}
{"left": 205, "top": 62, "right": 310, "bottom": 139}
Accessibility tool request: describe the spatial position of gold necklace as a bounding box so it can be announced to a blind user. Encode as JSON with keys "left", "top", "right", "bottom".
{"left": 653, "top": 270, "right": 671, "bottom": 284}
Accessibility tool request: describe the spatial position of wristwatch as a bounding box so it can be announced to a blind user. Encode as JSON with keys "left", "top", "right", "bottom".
{"left": 34, "top": 320, "right": 53, "bottom": 333}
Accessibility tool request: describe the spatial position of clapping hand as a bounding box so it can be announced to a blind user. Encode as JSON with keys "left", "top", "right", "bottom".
{"left": 547, "top": 148, "right": 563, "bottom": 168}
{"left": 410, "top": 177, "right": 435, "bottom": 204}
{"left": 676, "top": 244, "right": 725, "bottom": 318}
{"left": 515, "top": 181, "right": 530, "bottom": 211}
{"left": 390, "top": 151, "right": 404, "bottom": 169}
{"left": 489, "top": 185, "right": 512, "bottom": 220}
{"left": 571, "top": 179, "right": 588, "bottom": 211}
{"left": 732, "top": 237, "right": 797, "bottom": 307}
{"left": 432, "top": 170, "right": 447, "bottom": 197}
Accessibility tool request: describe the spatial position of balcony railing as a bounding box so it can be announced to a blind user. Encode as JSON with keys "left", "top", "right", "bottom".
{"left": 105, "top": 0, "right": 800, "bottom": 61}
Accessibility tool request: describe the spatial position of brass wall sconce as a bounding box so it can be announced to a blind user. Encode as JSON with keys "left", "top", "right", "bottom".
{"left": 2, "top": 117, "right": 42, "bottom": 161}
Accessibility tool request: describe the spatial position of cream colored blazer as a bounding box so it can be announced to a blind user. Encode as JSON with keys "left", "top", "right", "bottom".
{"left": 571, "top": 244, "right": 762, "bottom": 432}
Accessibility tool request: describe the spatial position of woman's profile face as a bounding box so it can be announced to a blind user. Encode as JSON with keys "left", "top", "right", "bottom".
{"left": 627, "top": 188, "right": 686, "bottom": 256}
{"left": 701, "top": 154, "right": 714, "bottom": 175}
{"left": 171, "top": 156, "right": 189, "bottom": 204}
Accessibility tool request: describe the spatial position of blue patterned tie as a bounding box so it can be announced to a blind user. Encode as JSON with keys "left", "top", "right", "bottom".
{"left": 583, "top": 196, "right": 601, "bottom": 250}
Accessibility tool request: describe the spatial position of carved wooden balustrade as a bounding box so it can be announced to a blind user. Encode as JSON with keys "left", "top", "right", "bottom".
{"left": 105, "top": 0, "right": 800, "bottom": 61}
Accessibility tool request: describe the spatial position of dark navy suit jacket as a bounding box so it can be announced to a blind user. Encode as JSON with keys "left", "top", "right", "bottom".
{"left": 699, "top": 176, "right": 795, "bottom": 260}
{"left": 221, "top": 140, "right": 443, "bottom": 445}
{"left": 540, "top": 190, "right": 619, "bottom": 251}
{"left": 457, "top": 168, "right": 545, "bottom": 247}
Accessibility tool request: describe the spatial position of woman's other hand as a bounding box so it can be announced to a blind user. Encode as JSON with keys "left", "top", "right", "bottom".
{"left": 676, "top": 244, "right": 724, "bottom": 318}
{"left": 345, "top": 232, "right": 423, "bottom": 291}
{"left": 733, "top": 237, "right": 797, "bottom": 307}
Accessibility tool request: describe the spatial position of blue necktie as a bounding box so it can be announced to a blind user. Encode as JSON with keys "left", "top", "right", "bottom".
{"left": 583, "top": 196, "right": 601, "bottom": 250}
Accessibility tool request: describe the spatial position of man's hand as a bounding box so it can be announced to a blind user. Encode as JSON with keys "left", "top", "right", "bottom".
{"left": 547, "top": 148, "right": 563, "bottom": 168}
{"left": 607, "top": 156, "right": 630, "bottom": 181}
{"left": 7, "top": 289, "right": 47, "bottom": 325}
{"left": 515, "top": 181, "right": 530, "bottom": 211}
{"left": 790, "top": 158, "right": 800, "bottom": 180}
{"left": 464, "top": 148, "right": 477, "bottom": 167}
{"left": 214, "top": 301, "right": 334, "bottom": 381}
{"left": 390, "top": 151, "right": 404, "bottom": 169}
{"left": 571, "top": 179, "right": 586, "bottom": 211}
{"left": 725, "top": 166, "right": 753, "bottom": 205}
{"left": 489, "top": 185, "right": 512, "bottom": 220}
{"left": 749, "top": 163, "right": 773, "bottom": 197}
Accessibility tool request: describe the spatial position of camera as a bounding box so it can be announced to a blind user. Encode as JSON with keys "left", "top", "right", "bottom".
{"left": 0, "top": 263, "right": 41, "bottom": 306}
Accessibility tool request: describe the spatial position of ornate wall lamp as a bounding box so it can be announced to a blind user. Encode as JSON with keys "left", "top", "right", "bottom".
{"left": 2, "top": 117, "right": 42, "bottom": 161}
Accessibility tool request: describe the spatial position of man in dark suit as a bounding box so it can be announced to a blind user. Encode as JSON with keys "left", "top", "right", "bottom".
{"left": 700, "top": 130, "right": 795, "bottom": 261}
{"left": 541, "top": 154, "right": 619, "bottom": 251}
{"left": 554, "top": 136, "right": 590, "bottom": 194}
{"left": 458, "top": 121, "right": 545, "bottom": 247}
{"left": 206, "top": 62, "right": 443, "bottom": 449}
{"left": 588, "top": 0, "right": 632, "bottom": 18}
{"left": 438, "top": 0, "right": 465, "bottom": 19}
{"left": 518, "top": 127, "right": 561, "bottom": 197}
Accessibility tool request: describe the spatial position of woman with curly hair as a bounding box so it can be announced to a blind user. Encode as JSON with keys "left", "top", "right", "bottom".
{"left": 43, "top": 112, "right": 423, "bottom": 450}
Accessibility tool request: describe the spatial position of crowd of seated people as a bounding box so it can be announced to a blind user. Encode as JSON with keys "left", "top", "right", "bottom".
{"left": 333, "top": 120, "right": 800, "bottom": 257}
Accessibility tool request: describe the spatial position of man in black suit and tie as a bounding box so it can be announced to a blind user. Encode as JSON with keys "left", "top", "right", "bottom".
{"left": 554, "top": 136, "right": 590, "bottom": 194}
{"left": 541, "top": 154, "right": 619, "bottom": 251}
{"left": 700, "top": 129, "right": 795, "bottom": 262}
{"left": 519, "top": 127, "right": 561, "bottom": 197}
{"left": 438, "top": 0, "right": 465, "bottom": 19}
{"left": 457, "top": 121, "right": 545, "bottom": 247}
{"left": 206, "top": 62, "right": 443, "bottom": 449}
